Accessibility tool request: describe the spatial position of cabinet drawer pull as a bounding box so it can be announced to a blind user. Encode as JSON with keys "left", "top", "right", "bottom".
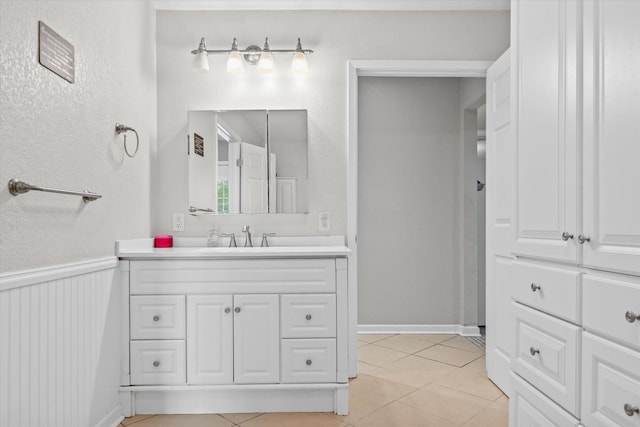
{"left": 625, "top": 311, "right": 640, "bottom": 323}
{"left": 624, "top": 404, "right": 639, "bottom": 417}
{"left": 153, "top": 360, "right": 160, "bottom": 367}
{"left": 306, "top": 359, "right": 312, "bottom": 366}
{"left": 561, "top": 232, "right": 574, "bottom": 241}
{"left": 235, "top": 306, "right": 241, "bottom": 313}
{"left": 529, "top": 347, "right": 540, "bottom": 356}
{"left": 305, "top": 314, "right": 312, "bottom": 320}
{"left": 224, "top": 307, "right": 231, "bottom": 314}
{"left": 577, "top": 234, "right": 591, "bottom": 244}
{"left": 153, "top": 315, "right": 160, "bottom": 322}
{"left": 530, "top": 283, "right": 541, "bottom": 292}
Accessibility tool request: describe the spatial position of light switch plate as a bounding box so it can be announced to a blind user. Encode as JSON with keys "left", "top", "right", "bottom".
{"left": 319, "top": 212, "right": 331, "bottom": 232}
{"left": 172, "top": 212, "right": 185, "bottom": 232}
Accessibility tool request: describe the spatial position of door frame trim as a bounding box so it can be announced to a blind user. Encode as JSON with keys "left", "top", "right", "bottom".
{"left": 347, "top": 60, "right": 492, "bottom": 376}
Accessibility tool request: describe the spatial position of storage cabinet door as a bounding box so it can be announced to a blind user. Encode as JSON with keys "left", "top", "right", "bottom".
{"left": 582, "top": 332, "right": 640, "bottom": 427}
{"left": 233, "top": 294, "right": 279, "bottom": 383}
{"left": 582, "top": 0, "right": 640, "bottom": 276}
{"left": 512, "top": 0, "right": 579, "bottom": 262}
{"left": 186, "top": 295, "right": 233, "bottom": 384}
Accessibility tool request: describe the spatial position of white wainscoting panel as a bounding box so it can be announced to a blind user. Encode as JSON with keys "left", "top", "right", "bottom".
{"left": 0, "top": 257, "right": 122, "bottom": 427}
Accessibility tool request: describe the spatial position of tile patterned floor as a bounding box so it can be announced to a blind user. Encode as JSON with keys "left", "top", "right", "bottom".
{"left": 120, "top": 334, "right": 508, "bottom": 427}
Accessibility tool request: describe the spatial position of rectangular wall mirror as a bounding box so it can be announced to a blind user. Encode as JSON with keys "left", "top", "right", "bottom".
{"left": 187, "top": 109, "right": 309, "bottom": 214}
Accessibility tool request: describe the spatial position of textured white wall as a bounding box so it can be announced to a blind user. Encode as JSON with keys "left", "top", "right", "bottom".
{"left": 154, "top": 10, "right": 509, "bottom": 238}
{"left": 0, "top": 0, "right": 156, "bottom": 273}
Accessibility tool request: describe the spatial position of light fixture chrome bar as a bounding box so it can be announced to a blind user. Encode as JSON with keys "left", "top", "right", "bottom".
{"left": 190, "top": 38, "right": 313, "bottom": 56}
{"left": 191, "top": 48, "right": 314, "bottom": 55}
{"left": 8, "top": 178, "right": 102, "bottom": 203}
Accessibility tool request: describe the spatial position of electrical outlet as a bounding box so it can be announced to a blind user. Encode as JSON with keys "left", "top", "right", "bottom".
{"left": 319, "top": 212, "right": 331, "bottom": 232}
{"left": 172, "top": 212, "right": 185, "bottom": 232}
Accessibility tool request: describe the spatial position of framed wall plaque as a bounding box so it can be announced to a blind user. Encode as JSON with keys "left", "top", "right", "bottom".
{"left": 38, "top": 21, "right": 75, "bottom": 83}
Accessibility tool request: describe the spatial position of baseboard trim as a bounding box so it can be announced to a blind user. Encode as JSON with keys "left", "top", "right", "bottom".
{"left": 94, "top": 404, "right": 123, "bottom": 427}
{"left": 357, "top": 324, "right": 481, "bottom": 336}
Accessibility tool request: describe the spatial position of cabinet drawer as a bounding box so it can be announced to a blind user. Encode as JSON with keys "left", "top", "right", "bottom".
{"left": 281, "top": 339, "right": 336, "bottom": 383}
{"left": 583, "top": 272, "right": 640, "bottom": 350}
{"left": 130, "top": 259, "right": 336, "bottom": 294}
{"left": 513, "top": 302, "right": 581, "bottom": 416}
{"left": 582, "top": 332, "right": 640, "bottom": 427}
{"left": 130, "top": 340, "right": 186, "bottom": 385}
{"left": 281, "top": 294, "right": 336, "bottom": 338}
{"left": 130, "top": 295, "right": 185, "bottom": 339}
{"left": 510, "top": 372, "right": 581, "bottom": 427}
{"left": 513, "top": 260, "right": 581, "bottom": 323}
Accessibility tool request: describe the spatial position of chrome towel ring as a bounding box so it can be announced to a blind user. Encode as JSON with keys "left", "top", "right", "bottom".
{"left": 115, "top": 123, "right": 139, "bottom": 157}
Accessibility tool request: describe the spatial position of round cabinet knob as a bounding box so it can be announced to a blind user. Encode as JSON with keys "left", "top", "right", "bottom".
{"left": 625, "top": 311, "right": 640, "bottom": 323}
{"left": 561, "top": 232, "right": 574, "bottom": 241}
{"left": 530, "top": 347, "right": 540, "bottom": 356}
{"left": 224, "top": 307, "right": 231, "bottom": 314}
{"left": 624, "top": 404, "right": 639, "bottom": 417}
{"left": 153, "top": 360, "right": 160, "bottom": 367}
{"left": 153, "top": 315, "right": 160, "bottom": 322}
{"left": 234, "top": 307, "right": 241, "bottom": 313}
{"left": 306, "top": 359, "right": 312, "bottom": 366}
{"left": 578, "top": 234, "right": 591, "bottom": 244}
{"left": 531, "top": 283, "right": 541, "bottom": 292}
{"left": 305, "top": 314, "right": 312, "bottom": 321}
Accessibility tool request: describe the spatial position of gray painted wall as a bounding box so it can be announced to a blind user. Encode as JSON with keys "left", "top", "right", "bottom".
{"left": 358, "top": 77, "right": 463, "bottom": 325}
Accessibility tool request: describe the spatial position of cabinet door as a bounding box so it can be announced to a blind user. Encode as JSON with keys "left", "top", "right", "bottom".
{"left": 186, "top": 295, "right": 233, "bottom": 384}
{"left": 582, "top": 0, "right": 640, "bottom": 276}
{"left": 233, "top": 294, "right": 279, "bottom": 383}
{"left": 512, "top": 0, "right": 580, "bottom": 262}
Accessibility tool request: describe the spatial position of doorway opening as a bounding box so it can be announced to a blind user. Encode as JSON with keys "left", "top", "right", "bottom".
{"left": 347, "top": 60, "right": 492, "bottom": 377}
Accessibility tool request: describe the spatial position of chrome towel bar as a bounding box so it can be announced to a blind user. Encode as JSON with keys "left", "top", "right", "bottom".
{"left": 8, "top": 178, "right": 102, "bottom": 203}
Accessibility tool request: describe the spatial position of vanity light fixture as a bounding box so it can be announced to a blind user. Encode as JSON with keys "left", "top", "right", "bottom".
{"left": 191, "top": 37, "right": 313, "bottom": 74}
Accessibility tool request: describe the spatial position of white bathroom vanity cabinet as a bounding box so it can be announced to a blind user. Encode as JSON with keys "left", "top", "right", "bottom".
{"left": 117, "top": 239, "right": 350, "bottom": 416}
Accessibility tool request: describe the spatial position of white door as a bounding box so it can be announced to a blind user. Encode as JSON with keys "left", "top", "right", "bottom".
{"left": 233, "top": 294, "right": 279, "bottom": 384}
{"left": 186, "top": 295, "right": 233, "bottom": 384}
{"left": 485, "top": 48, "right": 513, "bottom": 395}
{"left": 512, "top": 0, "right": 580, "bottom": 263}
{"left": 582, "top": 0, "right": 640, "bottom": 276}
{"left": 240, "top": 142, "right": 268, "bottom": 213}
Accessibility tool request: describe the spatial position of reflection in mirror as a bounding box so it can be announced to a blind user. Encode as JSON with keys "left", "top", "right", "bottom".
{"left": 187, "top": 109, "right": 308, "bottom": 214}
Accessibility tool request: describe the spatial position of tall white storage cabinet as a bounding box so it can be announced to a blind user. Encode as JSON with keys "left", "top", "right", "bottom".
{"left": 508, "top": 1, "right": 640, "bottom": 426}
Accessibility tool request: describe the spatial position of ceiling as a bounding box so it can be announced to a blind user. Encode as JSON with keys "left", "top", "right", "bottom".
{"left": 152, "top": 0, "right": 510, "bottom": 11}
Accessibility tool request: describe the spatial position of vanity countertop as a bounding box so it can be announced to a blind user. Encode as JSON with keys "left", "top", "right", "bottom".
{"left": 116, "top": 236, "right": 351, "bottom": 260}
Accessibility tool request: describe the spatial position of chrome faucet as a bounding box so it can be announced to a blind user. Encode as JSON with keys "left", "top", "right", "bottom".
{"left": 221, "top": 233, "right": 237, "bottom": 247}
{"left": 261, "top": 233, "right": 276, "bottom": 247}
{"left": 242, "top": 225, "right": 253, "bottom": 247}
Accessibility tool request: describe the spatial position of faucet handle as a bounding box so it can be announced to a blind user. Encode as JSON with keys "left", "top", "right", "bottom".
{"left": 242, "top": 225, "right": 250, "bottom": 232}
{"left": 261, "top": 233, "right": 276, "bottom": 247}
{"left": 221, "top": 233, "right": 237, "bottom": 247}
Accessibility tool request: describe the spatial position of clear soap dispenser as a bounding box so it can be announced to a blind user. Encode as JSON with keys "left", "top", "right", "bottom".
{"left": 207, "top": 225, "right": 219, "bottom": 247}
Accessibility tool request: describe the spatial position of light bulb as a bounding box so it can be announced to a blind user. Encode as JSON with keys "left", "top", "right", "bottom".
{"left": 258, "top": 38, "right": 274, "bottom": 73}
{"left": 192, "top": 51, "right": 210, "bottom": 72}
{"left": 192, "top": 37, "right": 210, "bottom": 72}
{"left": 226, "top": 38, "right": 244, "bottom": 74}
{"left": 258, "top": 51, "right": 274, "bottom": 73}
{"left": 291, "top": 38, "right": 309, "bottom": 74}
{"left": 291, "top": 51, "right": 308, "bottom": 73}
{"left": 226, "top": 51, "right": 244, "bottom": 73}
